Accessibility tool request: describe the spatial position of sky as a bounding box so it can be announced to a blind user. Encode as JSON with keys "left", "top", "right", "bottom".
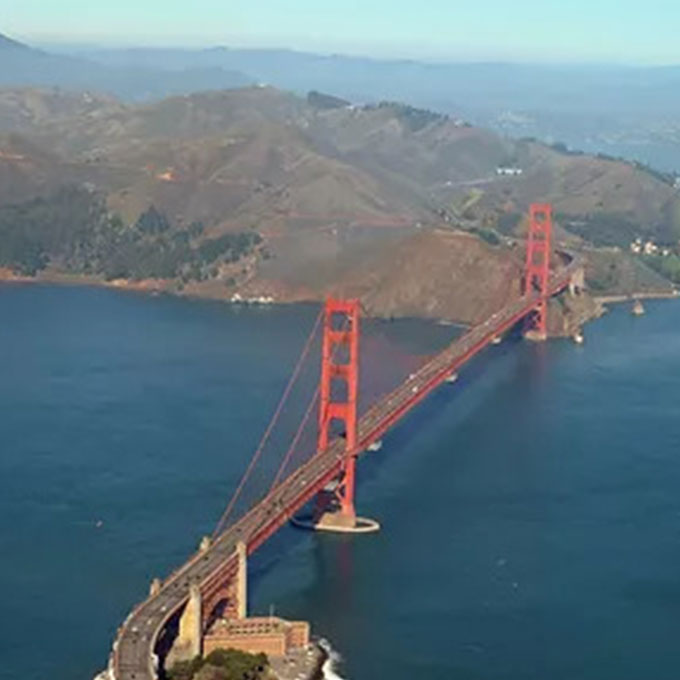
{"left": 4, "top": 0, "right": 680, "bottom": 64}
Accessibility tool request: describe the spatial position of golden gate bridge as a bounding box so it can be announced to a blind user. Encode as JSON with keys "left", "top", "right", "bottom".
{"left": 104, "top": 204, "right": 583, "bottom": 680}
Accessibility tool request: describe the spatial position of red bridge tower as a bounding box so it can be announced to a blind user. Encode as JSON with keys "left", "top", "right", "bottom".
{"left": 524, "top": 203, "right": 553, "bottom": 340}
{"left": 318, "top": 297, "right": 360, "bottom": 523}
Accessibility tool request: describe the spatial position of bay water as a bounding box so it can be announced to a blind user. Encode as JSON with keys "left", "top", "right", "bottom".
{"left": 1, "top": 284, "right": 679, "bottom": 680}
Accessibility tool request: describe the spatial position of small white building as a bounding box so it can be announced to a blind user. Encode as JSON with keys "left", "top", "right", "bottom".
{"left": 496, "top": 167, "right": 523, "bottom": 177}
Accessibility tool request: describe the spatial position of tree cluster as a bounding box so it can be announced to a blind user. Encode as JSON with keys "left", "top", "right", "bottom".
{"left": 370, "top": 101, "right": 447, "bottom": 132}
{"left": 0, "top": 186, "right": 262, "bottom": 282}
{"left": 558, "top": 212, "right": 646, "bottom": 248}
{"left": 168, "top": 649, "right": 268, "bottom": 680}
{"left": 643, "top": 253, "right": 680, "bottom": 284}
{"left": 307, "top": 90, "right": 350, "bottom": 110}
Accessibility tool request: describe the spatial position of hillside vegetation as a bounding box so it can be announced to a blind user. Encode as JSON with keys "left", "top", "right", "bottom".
{"left": 0, "top": 186, "right": 261, "bottom": 282}
{"left": 0, "top": 85, "right": 677, "bottom": 318}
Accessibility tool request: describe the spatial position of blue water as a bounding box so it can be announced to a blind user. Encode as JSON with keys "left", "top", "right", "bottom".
{"left": 1, "top": 285, "right": 680, "bottom": 680}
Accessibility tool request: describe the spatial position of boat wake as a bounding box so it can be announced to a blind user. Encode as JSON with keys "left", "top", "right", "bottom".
{"left": 318, "top": 638, "right": 348, "bottom": 680}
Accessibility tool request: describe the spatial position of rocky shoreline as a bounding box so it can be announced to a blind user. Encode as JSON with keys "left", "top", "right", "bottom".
{"left": 553, "top": 288, "right": 679, "bottom": 339}
{"left": 267, "top": 640, "right": 328, "bottom": 680}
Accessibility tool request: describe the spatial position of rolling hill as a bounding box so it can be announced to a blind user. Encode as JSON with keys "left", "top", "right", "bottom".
{"left": 0, "top": 85, "right": 676, "bottom": 323}
{"left": 78, "top": 44, "right": 680, "bottom": 170}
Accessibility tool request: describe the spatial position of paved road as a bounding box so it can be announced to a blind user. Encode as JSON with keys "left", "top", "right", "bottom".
{"left": 110, "top": 261, "right": 579, "bottom": 680}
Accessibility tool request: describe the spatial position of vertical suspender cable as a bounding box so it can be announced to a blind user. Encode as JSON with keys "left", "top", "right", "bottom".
{"left": 213, "top": 307, "right": 323, "bottom": 537}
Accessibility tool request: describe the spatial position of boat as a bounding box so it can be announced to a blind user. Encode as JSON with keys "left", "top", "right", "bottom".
{"left": 445, "top": 372, "right": 459, "bottom": 384}
{"left": 572, "top": 330, "right": 584, "bottom": 345}
{"left": 491, "top": 336, "right": 502, "bottom": 345}
{"left": 632, "top": 299, "right": 645, "bottom": 316}
{"left": 367, "top": 440, "right": 383, "bottom": 452}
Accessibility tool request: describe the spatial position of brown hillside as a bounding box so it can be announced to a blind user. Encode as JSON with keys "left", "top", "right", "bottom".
{"left": 0, "top": 133, "right": 85, "bottom": 204}
{"left": 518, "top": 142, "right": 676, "bottom": 223}
{"left": 0, "top": 86, "right": 678, "bottom": 319}
{"left": 335, "top": 229, "right": 522, "bottom": 324}
{"left": 1, "top": 86, "right": 676, "bottom": 239}
{"left": 0, "top": 88, "right": 120, "bottom": 136}
{"left": 232, "top": 228, "right": 522, "bottom": 325}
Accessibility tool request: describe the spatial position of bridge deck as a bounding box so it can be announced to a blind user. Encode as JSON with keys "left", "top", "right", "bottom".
{"left": 112, "top": 262, "right": 578, "bottom": 679}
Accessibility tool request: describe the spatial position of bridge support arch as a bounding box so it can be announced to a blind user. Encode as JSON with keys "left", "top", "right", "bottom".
{"left": 524, "top": 203, "right": 553, "bottom": 341}
{"left": 200, "top": 540, "right": 248, "bottom": 627}
{"left": 166, "top": 541, "right": 248, "bottom": 668}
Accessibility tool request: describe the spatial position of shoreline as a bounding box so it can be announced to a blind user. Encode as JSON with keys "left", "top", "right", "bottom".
{"left": 0, "top": 271, "right": 470, "bottom": 327}
{"left": 312, "top": 640, "right": 329, "bottom": 680}
{"left": 556, "top": 289, "right": 679, "bottom": 338}
{"left": 0, "top": 270, "right": 172, "bottom": 293}
{"left": 2, "top": 271, "right": 678, "bottom": 333}
{"left": 0, "top": 269, "right": 317, "bottom": 306}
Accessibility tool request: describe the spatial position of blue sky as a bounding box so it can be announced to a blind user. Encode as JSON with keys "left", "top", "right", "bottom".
{"left": 4, "top": 0, "right": 680, "bottom": 63}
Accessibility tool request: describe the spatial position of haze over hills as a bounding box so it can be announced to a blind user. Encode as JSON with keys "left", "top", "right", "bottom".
{"left": 77, "top": 45, "right": 680, "bottom": 114}
{"left": 0, "top": 33, "right": 28, "bottom": 51}
{"left": 2, "top": 86, "right": 677, "bottom": 233}
{"left": 65, "top": 42, "right": 680, "bottom": 171}
{"left": 7, "top": 30, "right": 680, "bottom": 169}
{"left": 0, "top": 84, "right": 677, "bottom": 327}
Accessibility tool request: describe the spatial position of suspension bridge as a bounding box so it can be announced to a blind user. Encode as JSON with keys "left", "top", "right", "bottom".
{"left": 104, "top": 204, "right": 584, "bottom": 680}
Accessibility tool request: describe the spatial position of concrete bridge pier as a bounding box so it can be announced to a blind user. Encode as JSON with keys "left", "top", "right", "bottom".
{"left": 236, "top": 540, "right": 247, "bottom": 620}
{"left": 166, "top": 584, "right": 202, "bottom": 666}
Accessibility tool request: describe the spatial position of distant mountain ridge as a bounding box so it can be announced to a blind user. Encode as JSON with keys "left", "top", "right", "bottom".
{"left": 0, "top": 33, "right": 29, "bottom": 51}
{"left": 76, "top": 44, "right": 680, "bottom": 115}
{"left": 72, "top": 43, "right": 680, "bottom": 171}
{"left": 5, "top": 32, "right": 680, "bottom": 168}
{"left": 0, "top": 32, "right": 253, "bottom": 100}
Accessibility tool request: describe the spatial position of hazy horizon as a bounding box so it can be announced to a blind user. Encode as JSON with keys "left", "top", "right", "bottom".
{"left": 9, "top": 35, "right": 680, "bottom": 71}
{"left": 5, "top": 0, "right": 680, "bottom": 65}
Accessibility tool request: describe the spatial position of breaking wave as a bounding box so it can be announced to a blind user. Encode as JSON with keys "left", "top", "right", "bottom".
{"left": 318, "top": 638, "right": 348, "bottom": 680}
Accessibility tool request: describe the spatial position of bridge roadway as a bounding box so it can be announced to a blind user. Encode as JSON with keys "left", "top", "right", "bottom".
{"left": 111, "top": 259, "right": 579, "bottom": 680}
